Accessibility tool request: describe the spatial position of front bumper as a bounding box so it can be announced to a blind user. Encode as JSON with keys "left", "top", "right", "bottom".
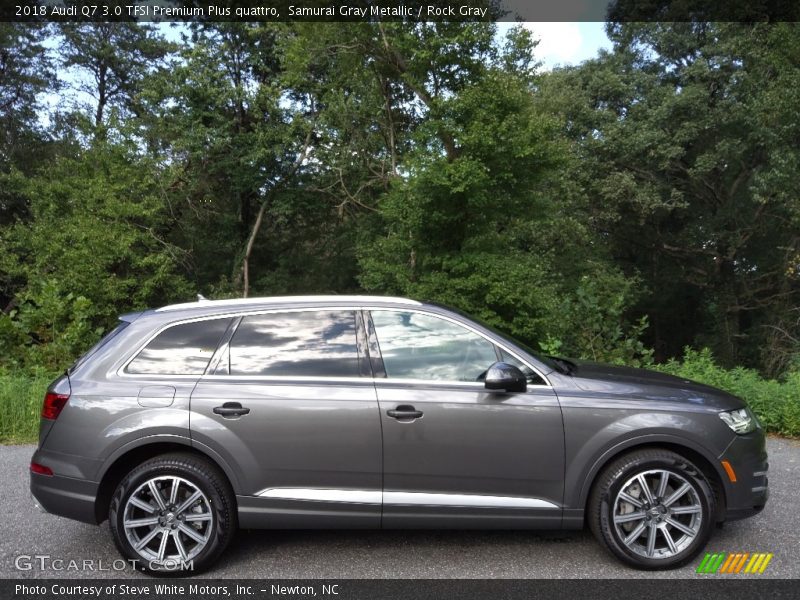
{"left": 719, "top": 429, "right": 769, "bottom": 521}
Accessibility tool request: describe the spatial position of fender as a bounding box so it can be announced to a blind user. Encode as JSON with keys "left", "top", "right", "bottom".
{"left": 572, "top": 432, "right": 728, "bottom": 509}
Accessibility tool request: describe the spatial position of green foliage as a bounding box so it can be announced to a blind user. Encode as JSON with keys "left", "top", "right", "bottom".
{"left": 0, "top": 23, "right": 56, "bottom": 226}
{"left": 1, "top": 21, "right": 798, "bottom": 390}
{"left": 544, "top": 22, "right": 800, "bottom": 371}
{"left": 657, "top": 348, "right": 800, "bottom": 437}
{"left": 59, "top": 22, "right": 174, "bottom": 129}
{"left": 357, "top": 42, "right": 649, "bottom": 364}
{"left": 0, "top": 141, "right": 191, "bottom": 371}
{"left": 550, "top": 271, "right": 654, "bottom": 367}
{"left": 0, "top": 281, "right": 97, "bottom": 371}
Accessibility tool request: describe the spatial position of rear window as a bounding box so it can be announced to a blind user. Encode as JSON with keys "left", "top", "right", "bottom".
{"left": 224, "top": 310, "right": 360, "bottom": 377}
{"left": 126, "top": 318, "right": 232, "bottom": 375}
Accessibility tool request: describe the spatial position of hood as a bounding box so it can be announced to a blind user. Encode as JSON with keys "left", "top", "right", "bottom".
{"left": 567, "top": 359, "right": 745, "bottom": 411}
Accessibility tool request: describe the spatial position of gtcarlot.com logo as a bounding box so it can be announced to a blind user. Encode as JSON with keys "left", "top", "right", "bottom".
{"left": 696, "top": 552, "right": 774, "bottom": 574}
{"left": 14, "top": 554, "right": 193, "bottom": 572}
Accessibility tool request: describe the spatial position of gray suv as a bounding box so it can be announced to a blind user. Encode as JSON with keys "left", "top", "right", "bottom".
{"left": 30, "top": 296, "right": 768, "bottom": 573}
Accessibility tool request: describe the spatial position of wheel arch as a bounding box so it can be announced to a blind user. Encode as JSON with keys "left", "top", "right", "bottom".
{"left": 95, "top": 437, "right": 240, "bottom": 524}
{"left": 578, "top": 436, "right": 728, "bottom": 523}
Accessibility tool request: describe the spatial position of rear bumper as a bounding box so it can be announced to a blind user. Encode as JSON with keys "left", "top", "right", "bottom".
{"left": 719, "top": 429, "right": 769, "bottom": 521}
{"left": 30, "top": 472, "right": 99, "bottom": 525}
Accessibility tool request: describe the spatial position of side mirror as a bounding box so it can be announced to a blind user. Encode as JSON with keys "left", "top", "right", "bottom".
{"left": 484, "top": 361, "right": 527, "bottom": 393}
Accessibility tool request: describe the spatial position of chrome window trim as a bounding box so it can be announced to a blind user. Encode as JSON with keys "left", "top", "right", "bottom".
{"left": 114, "top": 374, "right": 502, "bottom": 388}
{"left": 203, "top": 375, "right": 373, "bottom": 385}
{"left": 254, "top": 487, "right": 559, "bottom": 510}
{"left": 201, "top": 375, "right": 485, "bottom": 387}
{"left": 116, "top": 304, "right": 551, "bottom": 388}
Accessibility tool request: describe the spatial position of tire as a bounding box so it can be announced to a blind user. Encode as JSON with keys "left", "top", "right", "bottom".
{"left": 588, "top": 448, "right": 716, "bottom": 570}
{"left": 109, "top": 453, "right": 236, "bottom": 575}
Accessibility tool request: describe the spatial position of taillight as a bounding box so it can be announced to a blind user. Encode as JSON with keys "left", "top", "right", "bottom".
{"left": 30, "top": 462, "right": 53, "bottom": 476}
{"left": 41, "top": 392, "right": 70, "bottom": 420}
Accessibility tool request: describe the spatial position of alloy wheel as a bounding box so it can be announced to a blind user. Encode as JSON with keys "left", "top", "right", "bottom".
{"left": 612, "top": 469, "right": 703, "bottom": 559}
{"left": 122, "top": 475, "right": 214, "bottom": 566}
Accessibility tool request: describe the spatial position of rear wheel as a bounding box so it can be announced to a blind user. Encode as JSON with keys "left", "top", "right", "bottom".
{"left": 109, "top": 453, "right": 235, "bottom": 575}
{"left": 589, "top": 448, "right": 715, "bottom": 569}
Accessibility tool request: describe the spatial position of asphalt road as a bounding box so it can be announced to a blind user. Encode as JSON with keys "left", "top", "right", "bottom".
{"left": 1, "top": 438, "right": 797, "bottom": 580}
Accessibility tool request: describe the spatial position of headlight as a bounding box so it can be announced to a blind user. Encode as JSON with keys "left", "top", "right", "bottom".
{"left": 719, "top": 407, "right": 757, "bottom": 434}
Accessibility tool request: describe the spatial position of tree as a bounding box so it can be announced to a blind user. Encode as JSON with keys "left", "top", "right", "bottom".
{"left": 139, "top": 22, "right": 330, "bottom": 296}
{"left": 545, "top": 23, "right": 800, "bottom": 370}
{"left": 0, "top": 139, "right": 191, "bottom": 370}
{"left": 3, "top": 21, "right": 797, "bottom": 375}
{"left": 58, "top": 22, "right": 173, "bottom": 133}
{"left": 0, "top": 23, "right": 55, "bottom": 227}
{"left": 356, "top": 24, "right": 645, "bottom": 361}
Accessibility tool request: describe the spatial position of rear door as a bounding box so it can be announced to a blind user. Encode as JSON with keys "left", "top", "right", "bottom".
{"left": 190, "top": 308, "right": 382, "bottom": 528}
{"left": 368, "top": 308, "right": 565, "bottom": 529}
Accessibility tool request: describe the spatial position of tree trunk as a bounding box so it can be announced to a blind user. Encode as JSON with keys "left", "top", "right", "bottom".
{"left": 95, "top": 62, "right": 107, "bottom": 128}
{"left": 239, "top": 190, "right": 253, "bottom": 243}
{"left": 716, "top": 258, "right": 740, "bottom": 367}
{"left": 242, "top": 198, "right": 268, "bottom": 298}
{"left": 239, "top": 127, "right": 315, "bottom": 297}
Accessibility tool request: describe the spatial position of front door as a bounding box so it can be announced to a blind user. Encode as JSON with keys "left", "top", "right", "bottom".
{"left": 190, "top": 308, "right": 382, "bottom": 528}
{"left": 368, "top": 309, "right": 565, "bottom": 528}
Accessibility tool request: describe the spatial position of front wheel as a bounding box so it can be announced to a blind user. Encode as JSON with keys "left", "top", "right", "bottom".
{"left": 589, "top": 448, "right": 716, "bottom": 570}
{"left": 109, "top": 453, "right": 236, "bottom": 575}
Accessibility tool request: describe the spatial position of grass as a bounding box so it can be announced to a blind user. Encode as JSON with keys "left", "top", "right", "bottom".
{"left": 0, "top": 371, "right": 57, "bottom": 444}
{"left": 1, "top": 348, "right": 798, "bottom": 443}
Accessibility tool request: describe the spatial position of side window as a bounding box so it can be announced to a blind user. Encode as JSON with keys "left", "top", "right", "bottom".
{"left": 126, "top": 318, "right": 232, "bottom": 375}
{"left": 499, "top": 348, "right": 546, "bottom": 385}
{"left": 227, "top": 310, "right": 360, "bottom": 377}
{"left": 371, "top": 310, "right": 498, "bottom": 382}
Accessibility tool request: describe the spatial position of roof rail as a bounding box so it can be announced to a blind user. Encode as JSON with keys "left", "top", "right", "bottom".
{"left": 154, "top": 295, "right": 422, "bottom": 312}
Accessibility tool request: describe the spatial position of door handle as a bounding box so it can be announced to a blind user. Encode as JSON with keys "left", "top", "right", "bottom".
{"left": 213, "top": 402, "right": 250, "bottom": 418}
{"left": 387, "top": 405, "right": 423, "bottom": 420}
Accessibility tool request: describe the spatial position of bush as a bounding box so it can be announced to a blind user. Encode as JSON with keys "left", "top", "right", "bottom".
{"left": 0, "top": 279, "right": 101, "bottom": 372}
{"left": 0, "top": 370, "right": 57, "bottom": 444}
{"left": 548, "top": 271, "right": 654, "bottom": 368}
{"left": 656, "top": 348, "right": 800, "bottom": 437}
